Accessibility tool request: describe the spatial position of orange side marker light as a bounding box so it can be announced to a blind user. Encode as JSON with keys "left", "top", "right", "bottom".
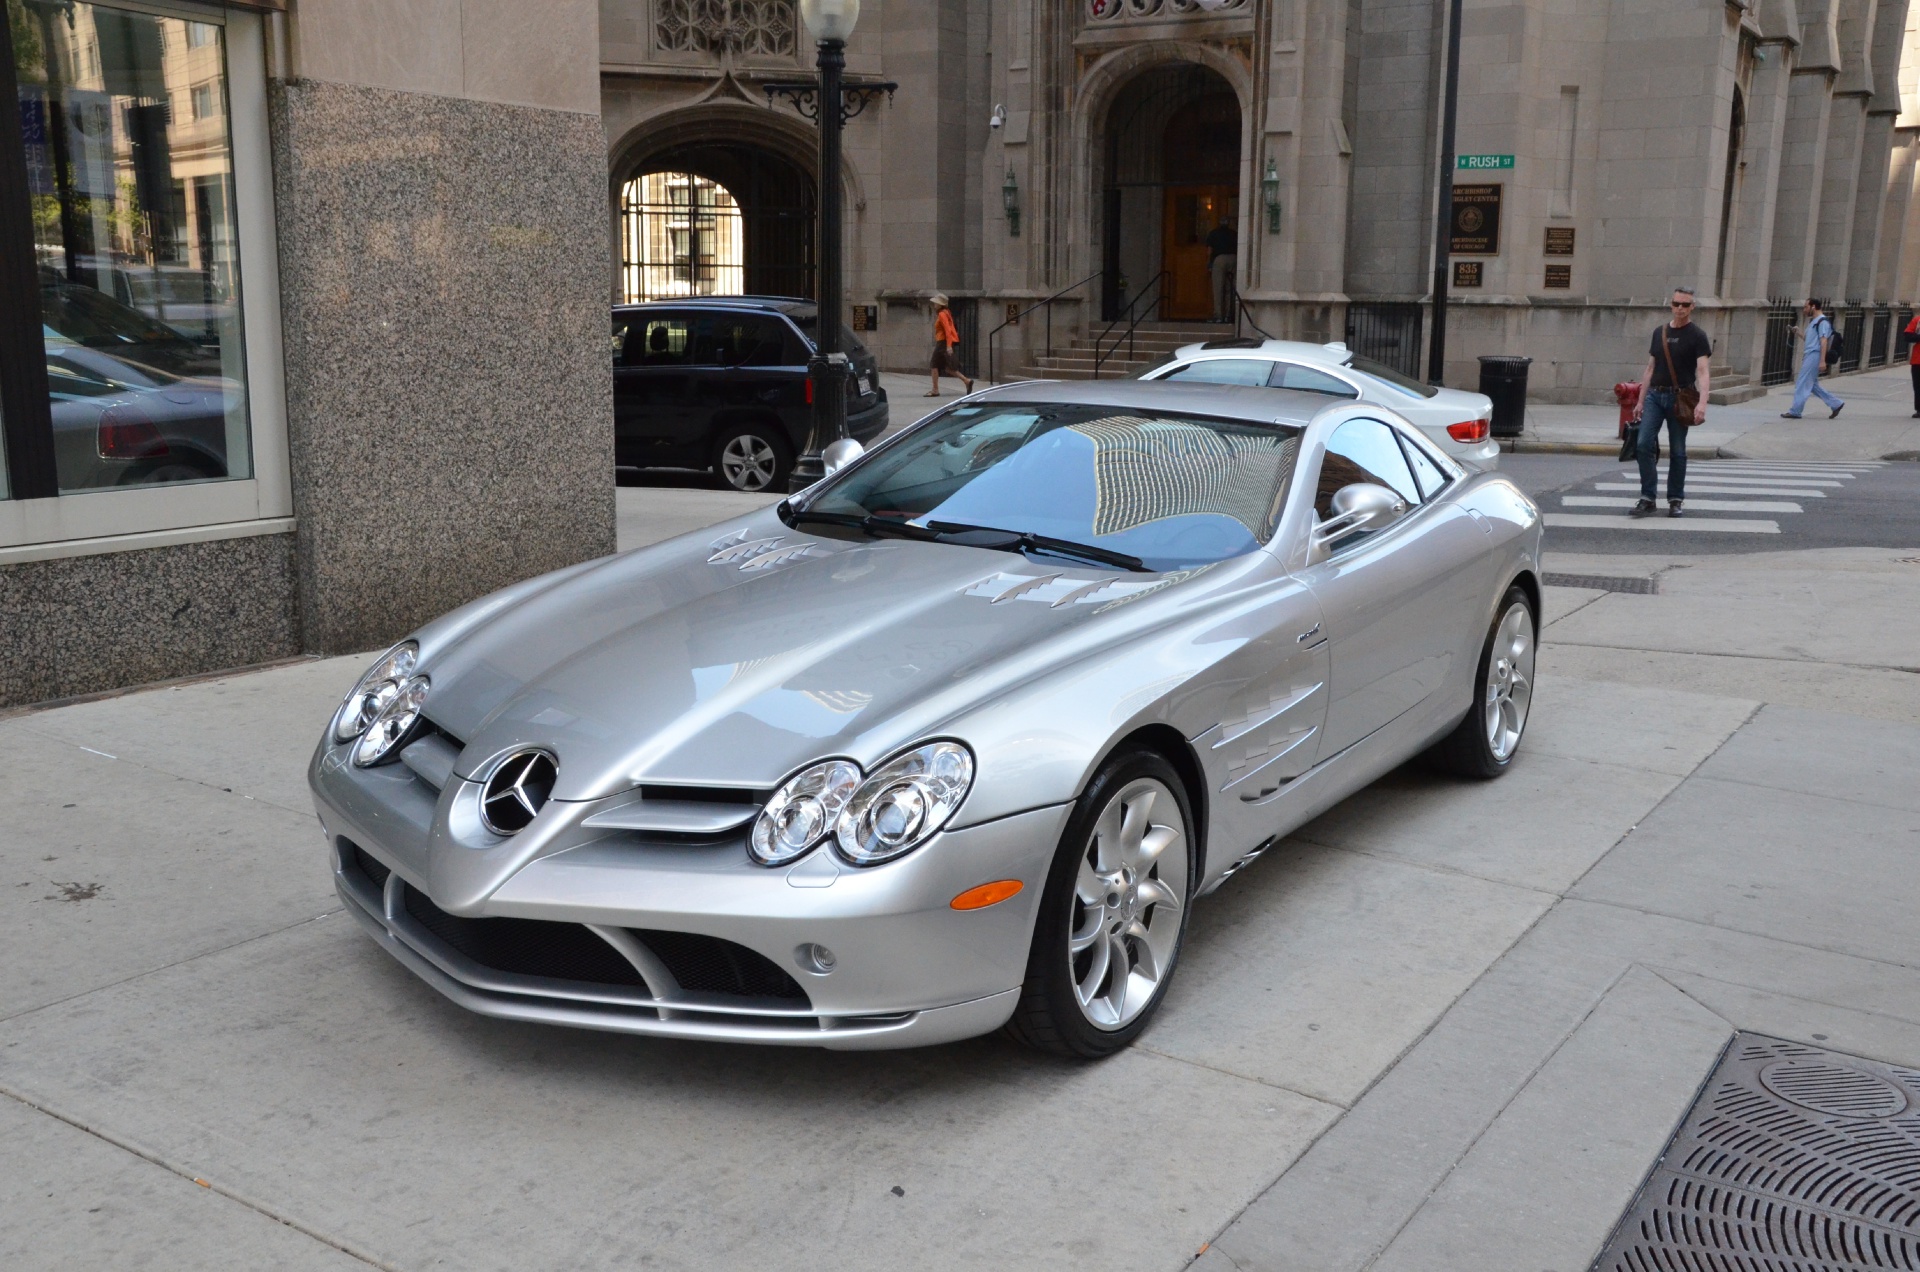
{"left": 950, "top": 879, "right": 1023, "bottom": 911}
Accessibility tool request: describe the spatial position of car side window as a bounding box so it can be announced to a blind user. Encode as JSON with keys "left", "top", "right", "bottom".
{"left": 1396, "top": 431, "right": 1450, "bottom": 500}
{"left": 718, "top": 316, "right": 793, "bottom": 367}
{"left": 1270, "top": 363, "right": 1360, "bottom": 398}
{"left": 1315, "top": 418, "right": 1422, "bottom": 519}
{"left": 1159, "top": 358, "right": 1272, "bottom": 387}
{"left": 626, "top": 315, "right": 692, "bottom": 367}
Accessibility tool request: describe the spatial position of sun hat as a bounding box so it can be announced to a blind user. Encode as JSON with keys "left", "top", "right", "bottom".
{"left": 930, "top": 292, "right": 949, "bottom": 308}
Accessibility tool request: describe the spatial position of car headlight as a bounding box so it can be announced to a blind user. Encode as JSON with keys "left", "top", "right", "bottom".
{"left": 834, "top": 741, "right": 974, "bottom": 866}
{"left": 750, "top": 759, "right": 861, "bottom": 866}
{"left": 333, "top": 642, "right": 419, "bottom": 743}
{"left": 351, "top": 675, "right": 430, "bottom": 767}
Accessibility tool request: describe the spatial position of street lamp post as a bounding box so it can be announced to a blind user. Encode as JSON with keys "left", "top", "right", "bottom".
{"left": 765, "top": 0, "right": 894, "bottom": 491}
{"left": 1425, "top": 0, "right": 1465, "bottom": 386}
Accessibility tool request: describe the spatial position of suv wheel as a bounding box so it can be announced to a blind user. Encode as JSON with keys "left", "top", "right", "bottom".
{"left": 713, "top": 423, "right": 791, "bottom": 493}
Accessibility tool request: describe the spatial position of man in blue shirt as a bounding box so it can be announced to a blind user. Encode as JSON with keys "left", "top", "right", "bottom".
{"left": 1782, "top": 298, "right": 1844, "bottom": 419}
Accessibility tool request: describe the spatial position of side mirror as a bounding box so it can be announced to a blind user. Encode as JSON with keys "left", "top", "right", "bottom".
{"left": 822, "top": 437, "right": 865, "bottom": 476}
{"left": 1310, "top": 482, "right": 1408, "bottom": 561}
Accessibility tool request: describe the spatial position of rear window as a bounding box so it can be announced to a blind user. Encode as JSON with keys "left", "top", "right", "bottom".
{"left": 1344, "top": 354, "right": 1440, "bottom": 399}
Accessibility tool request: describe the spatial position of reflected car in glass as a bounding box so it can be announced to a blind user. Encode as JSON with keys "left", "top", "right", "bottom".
{"left": 311, "top": 380, "right": 1541, "bottom": 1056}
{"left": 1138, "top": 337, "right": 1501, "bottom": 469}
{"left": 47, "top": 335, "right": 241, "bottom": 490}
{"left": 612, "top": 297, "right": 889, "bottom": 493}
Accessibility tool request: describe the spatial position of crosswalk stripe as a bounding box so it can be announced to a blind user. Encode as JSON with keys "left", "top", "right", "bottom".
{"left": 1593, "top": 482, "right": 1827, "bottom": 496}
{"left": 1703, "top": 461, "right": 1882, "bottom": 469}
{"left": 1682, "top": 469, "right": 1859, "bottom": 481}
{"left": 1611, "top": 471, "right": 1844, "bottom": 486}
{"left": 1544, "top": 513, "right": 1780, "bottom": 533}
{"left": 1562, "top": 496, "right": 1803, "bottom": 513}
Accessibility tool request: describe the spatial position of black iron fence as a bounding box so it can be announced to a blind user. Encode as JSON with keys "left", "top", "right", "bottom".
{"left": 1760, "top": 297, "right": 1798, "bottom": 387}
{"left": 1344, "top": 302, "right": 1425, "bottom": 379}
{"left": 1869, "top": 306, "right": 1892, "bottom": 368}
{"left": 1836, "top": 303, "right": 1866, "bottom": 373}
{"left": 949, "top": 297, "right": 980, "bottom": 379}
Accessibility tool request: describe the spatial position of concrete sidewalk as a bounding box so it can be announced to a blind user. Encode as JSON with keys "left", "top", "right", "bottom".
{"left": 1510, "top": 361, "right": 1920, "bottom": 461}
{"left": 4, "top": 491, "right": 1919, "bottom": 1268}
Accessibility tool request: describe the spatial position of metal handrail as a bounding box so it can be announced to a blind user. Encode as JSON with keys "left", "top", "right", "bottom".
{"left": 1235, "top": 295, "right": 1275, "bottom": 340}
{"left": 1090, "top": 270, "right": 1171, "bottom": 379}
{"left": 986, "top": 269, "right": 1102, "bottom": 386}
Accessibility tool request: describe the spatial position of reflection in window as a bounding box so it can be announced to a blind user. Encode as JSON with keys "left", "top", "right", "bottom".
{"left": 619, "top": 171, "right": 745, "bottom": 302}
{"left": 16, "top": 2, "right": 250, "bottom": 494}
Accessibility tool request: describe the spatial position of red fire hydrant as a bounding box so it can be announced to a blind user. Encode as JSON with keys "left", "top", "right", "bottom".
{"left": 1612, "top": 381, "right": 1642, "bottom": 440}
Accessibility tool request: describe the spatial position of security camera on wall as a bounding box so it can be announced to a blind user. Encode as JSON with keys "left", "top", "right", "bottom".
{"left": 990, "top": 104, "right": 1005, "bottom": 131}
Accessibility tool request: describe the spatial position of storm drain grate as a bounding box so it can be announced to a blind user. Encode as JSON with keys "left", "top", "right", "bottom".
{"left": 1542, "top": 572, "right": 1659, "bottom": 595}
{"left": 1592, "top": 1032, "right": 1920, "bottom": 1270}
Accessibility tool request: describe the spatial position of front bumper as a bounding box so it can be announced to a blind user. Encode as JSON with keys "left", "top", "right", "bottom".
{"left": 313, "top": 736, "right": 1066, "bottom": 1049}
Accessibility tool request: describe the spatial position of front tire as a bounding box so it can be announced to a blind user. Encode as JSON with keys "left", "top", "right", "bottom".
{"left": 1005, "top": 750, "right": 1194, "bottom": 1058}
{"left": 1426, "top": 584, "right": 1536, "bottom": 779}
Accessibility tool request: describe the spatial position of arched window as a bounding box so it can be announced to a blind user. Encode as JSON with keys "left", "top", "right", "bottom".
{"left": 619, "top": 171, "right": 745, "bottom": 302}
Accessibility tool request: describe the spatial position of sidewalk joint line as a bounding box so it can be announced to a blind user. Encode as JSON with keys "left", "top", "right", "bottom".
{"left": 0, "top": 1080, "right": 397, "bottom": 1270}
{"left": 12, "top": 722, "right": 319, "bottom": 819}
{"left": 1130, "top": 1044, "right": 1348, "bottom": 1111}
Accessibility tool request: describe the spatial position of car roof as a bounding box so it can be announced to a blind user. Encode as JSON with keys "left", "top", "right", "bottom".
{"left": 614, "top": 296, "right": 814, "bottom": 315}
{"left": 964, "top": 378, "right": 1340, "bottom": 430}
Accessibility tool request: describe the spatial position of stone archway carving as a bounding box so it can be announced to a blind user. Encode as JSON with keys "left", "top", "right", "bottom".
{"left": 1064, "top": 43, "right": 1255, "bottom": 300}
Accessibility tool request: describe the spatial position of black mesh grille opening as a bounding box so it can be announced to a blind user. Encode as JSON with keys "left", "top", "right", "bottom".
{"left": 402, "top": 886, "right": 647, "bottom": 988}
{"left": 347, "top": 842, "right": 390, "bottom": 889}
{"left": 633, "top": 929, "right": 809, "bottom": 1002}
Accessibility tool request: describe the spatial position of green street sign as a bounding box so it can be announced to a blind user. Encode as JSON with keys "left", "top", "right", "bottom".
{"left": 1457, "top": 154, "right": 1515, "bottom": 170}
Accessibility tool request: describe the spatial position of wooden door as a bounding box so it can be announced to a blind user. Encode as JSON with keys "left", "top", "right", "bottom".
{"left": 1161, "top": 185, "right": 1236, "bottom": 321}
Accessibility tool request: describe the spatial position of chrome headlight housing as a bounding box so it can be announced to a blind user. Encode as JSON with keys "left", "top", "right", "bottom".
{"left": 333, "top": 642, "right": 419, "bottom": 743}
{"left": 834, "top": 741, "right": 974, "bottom": 866}
{"left": 351, "top": 675, "right": 430, "bottom": 767}
{"left": 750, "top": 759, "right": 861, "bottom": 866}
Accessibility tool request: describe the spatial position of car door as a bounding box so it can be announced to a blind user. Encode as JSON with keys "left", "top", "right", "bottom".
{"left": 615, "top": 311, "right": 697, "bottom": 463}
{"left": 1296, "top": 417, "right": 1489, "bottom": 759}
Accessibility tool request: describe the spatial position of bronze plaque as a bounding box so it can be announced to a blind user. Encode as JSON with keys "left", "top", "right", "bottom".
{"left": 1453, "top": 260, "right": 1483, "bottom": 288}
{"left": 1449, "top": 184, "right": 1502, "bottom": 255}
{"left": 1544, "top": 226, "right": 1575, "bottom": 256}
{"left": 850, "top": 304, "right": 878, "bottom": 333}
{"left": 1544, "top": 264, "right": 1572, "bottom": 289}
{"left": 1005, "top": 302, "right": 1021, "bottom": 326}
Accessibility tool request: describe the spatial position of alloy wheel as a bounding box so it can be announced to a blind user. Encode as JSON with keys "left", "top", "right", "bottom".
{"left": 719, "top": 434, "right": 779, "bottom": 491}
{"left": 1067, "top": 777, "right": 1187, "bottom": 1030}
{"left": 1483, "top": 599, "right": 1535, "bottom": 762}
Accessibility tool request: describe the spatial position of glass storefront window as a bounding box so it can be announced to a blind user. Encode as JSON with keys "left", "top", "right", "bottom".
{"left": 13, "top": 0, "right": 250, "bottom": 493}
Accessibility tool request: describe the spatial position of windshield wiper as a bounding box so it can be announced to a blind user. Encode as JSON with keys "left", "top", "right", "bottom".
{"left": 783, "top": 507, "right": 943, "bottom": 542}
{"left": 923, "top": 520, "right": 1149, "bottom": 572}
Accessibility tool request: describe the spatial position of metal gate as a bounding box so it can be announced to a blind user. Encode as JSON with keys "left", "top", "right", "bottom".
{"left": 1343, "top": 302, "right": 1425, "bottom": 379}
{"left": 1760, "top": 298, "right": 1798, "bottom": 386}
{"left": 1837, "top": 303, "right": 1866, "bottom": 373}
{"left": 949, "top": 297, "right": 980, "bottom": 379}
{"left": 1870, "top": 306, "right": 1892, "bottom": 368}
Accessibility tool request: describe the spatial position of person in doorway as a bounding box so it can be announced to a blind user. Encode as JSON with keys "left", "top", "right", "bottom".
{"left": 1781, "top": 297, "right": 1844, "bottom": 419}
{"left": 1206, "top": 220, "right": 1238, "bottom": 322}
{"left": 1903, "top": 309, "right": 1920, "bottom": 418}
{"left": 927, "top": 294, "right": 973, "bottom": 396}
{"left": 1628, "top": 286, "right": 1712, "bottom": 519}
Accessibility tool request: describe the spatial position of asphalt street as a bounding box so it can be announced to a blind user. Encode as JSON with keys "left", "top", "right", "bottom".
{"left": 1500, "top": 452, "right": 1920, "bottom": 554}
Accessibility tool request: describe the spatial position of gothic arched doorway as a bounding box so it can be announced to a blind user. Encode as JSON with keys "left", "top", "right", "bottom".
{"left": 1100, "top": 64, "right": 1242, "bottom": 322}
{"left": 618, "top": 142, "right": 815, "bottom": 302}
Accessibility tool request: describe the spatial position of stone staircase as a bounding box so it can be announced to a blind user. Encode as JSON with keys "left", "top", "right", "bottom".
{"left": 1707, "top": 363, "right": 1767, "bottom": 406}
{"left": 1010, "top": 320, "right": 1239, "bottom": 381}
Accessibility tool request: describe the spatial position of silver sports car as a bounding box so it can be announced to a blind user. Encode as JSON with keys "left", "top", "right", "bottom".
{"left": 311, "top": 380, "right": 1542, "bottom": 1056}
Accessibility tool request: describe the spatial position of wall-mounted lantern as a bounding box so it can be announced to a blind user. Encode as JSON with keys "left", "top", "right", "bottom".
{"left": 1262, "top": 158, "right": 1282, "bottom": 234}
{"left": 1003, "top": 167, "right": 1022, "bottom": 237}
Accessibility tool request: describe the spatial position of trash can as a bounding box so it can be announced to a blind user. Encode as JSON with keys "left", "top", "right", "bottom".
{"left": 1477, "top": 355, "right": 1533, "bottom": 438}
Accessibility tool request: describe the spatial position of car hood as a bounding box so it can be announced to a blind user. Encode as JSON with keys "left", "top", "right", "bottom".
{"left": 419, "top": 510, "right": 1201, "bottom": 801}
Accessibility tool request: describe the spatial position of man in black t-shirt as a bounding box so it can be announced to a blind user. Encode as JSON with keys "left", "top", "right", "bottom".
{"left": 1627, "top": 287, "right": 1713, "bottom": 517}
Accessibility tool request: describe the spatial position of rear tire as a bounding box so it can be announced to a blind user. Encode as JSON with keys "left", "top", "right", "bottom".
{"left": 1004, "top": 749, "right": 1194, "bottom": 1058}
{"left": 1425, "top": 584, "right": 1536, "bottom": 779}
{"left": 712, "top": 422, "right": 791, "bottom": 493}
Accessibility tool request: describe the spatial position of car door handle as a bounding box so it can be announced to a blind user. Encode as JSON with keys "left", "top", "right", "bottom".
{"left": 1296, "top": 622, "right": 1322, "bottom": 644}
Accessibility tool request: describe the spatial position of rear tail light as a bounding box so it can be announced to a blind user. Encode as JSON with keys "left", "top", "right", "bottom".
{"left": 1446, "top": 418, "right": 1490, "bottom": 444}
{"left": 97, "top": 406, "right": 170, "bottom": 459}
{"left": 804, "top": 377, "right": 814, "bottom": 405}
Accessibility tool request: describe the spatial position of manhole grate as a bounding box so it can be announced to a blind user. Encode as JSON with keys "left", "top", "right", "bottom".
{"left": 1593, "top": 1033, "right": 1920, "bottom": 1270}
{"left": 1542, "top": 572, "right": 1659, "bottom": 595}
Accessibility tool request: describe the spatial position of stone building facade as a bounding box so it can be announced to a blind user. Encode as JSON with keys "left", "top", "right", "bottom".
{"left": 601, "top": 0, "right": 1920, "bottom": 400}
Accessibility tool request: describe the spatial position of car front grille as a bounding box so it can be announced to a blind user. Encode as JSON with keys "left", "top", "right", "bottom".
{"left": 397, "top": 882, "right": 808, "bottom": 1006}
{"left": 351, "top": 843, "right": 391, "bottom": 890}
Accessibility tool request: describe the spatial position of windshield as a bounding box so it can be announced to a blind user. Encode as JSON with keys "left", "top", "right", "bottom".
{"left": 798, "top": 403, "right": 1301, "bottom": 572}
{"left": 1344, "top": 354, "right": 1439, "bottom": 399}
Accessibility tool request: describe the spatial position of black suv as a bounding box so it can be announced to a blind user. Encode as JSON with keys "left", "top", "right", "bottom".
{"left": 611, "top": 297, "right": 889, "bottom": 491}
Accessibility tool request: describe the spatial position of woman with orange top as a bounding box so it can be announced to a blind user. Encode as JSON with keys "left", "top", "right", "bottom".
{"left": 927, "top": 294, "right": 974, "bottom": 396}
{"left": 1904, "top": 310, "right": 1920, "bottom": 418}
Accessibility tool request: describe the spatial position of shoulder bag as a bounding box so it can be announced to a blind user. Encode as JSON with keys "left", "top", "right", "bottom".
{"left": 1658, "top": 327, "right": 1699, "bottom": 426}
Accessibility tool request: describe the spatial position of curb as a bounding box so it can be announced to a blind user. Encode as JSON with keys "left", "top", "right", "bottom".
{"left": 1499, "top": 438, "right": 1726, "bottom": 458}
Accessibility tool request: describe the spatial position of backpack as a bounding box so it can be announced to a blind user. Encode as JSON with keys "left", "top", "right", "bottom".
{"left": 1819, "top": 317, "right": 1842, "bottom": 366}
